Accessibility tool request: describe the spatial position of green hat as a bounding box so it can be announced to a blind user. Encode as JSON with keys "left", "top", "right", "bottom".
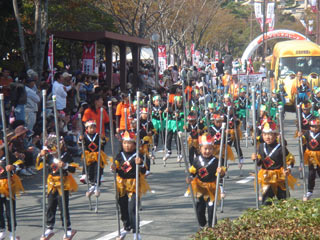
{"left": 133, "top": 100, "right": 143, "bottom": 106}
{"left": 315, "top": 87, "right": 320, "bottom": 95}
{"left": 191, "top": 105, "right": 198, "bottom": 112}
{"left": 174, "top": 96, "right": 182, "bottom": 102}
{"left": 240, "top": 88, "right": 246, "bottom": 93}
{"left": 208, "top": 103, "right": 215, "bottom": 109}
{"left": 260, "top": 105, "right": 267, "bottom": 111}
{"left": 224, "top": 94, "right": 231, "bottom": 99}
{"left": 152, "top": 95, "right": 161, "bottom": 101}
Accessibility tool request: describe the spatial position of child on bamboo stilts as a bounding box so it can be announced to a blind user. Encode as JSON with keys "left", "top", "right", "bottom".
{"left": 79, "top": 120, "right": 109, "bottom": 197}
{"left": 111, "top": 131, "right": 150, "bottom": 240}
{"left": 186, "top": 133, "right": 225, "bottom": 228}
{"left": 252, "top": 120, "right": 296, "bottom": 205}
{"left": 37, "top": 134, "right": 78, "bottom": 239}
{"left": 0, "top": 139, "right": 24, "bottom": 240}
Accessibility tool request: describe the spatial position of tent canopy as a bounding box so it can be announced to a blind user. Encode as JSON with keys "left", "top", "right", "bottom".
{"left": 126, "top": 47, "right": 154, "bottom": 60}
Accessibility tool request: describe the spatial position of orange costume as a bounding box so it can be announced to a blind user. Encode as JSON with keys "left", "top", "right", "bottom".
{"left": 115, "top": 102, "right": 134, "bottom": 131}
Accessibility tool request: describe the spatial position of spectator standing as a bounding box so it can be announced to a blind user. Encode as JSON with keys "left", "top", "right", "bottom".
{"left": 216, "top": 59, "right": 224, "bottom": 77}
{"left": 224, "top": 52, "right": 233, "bottom": 73}
{"left": 52, "top": 72, "right": 72, "bottom": 111}
{"left": 171, "top": 66, "right": 179, "bottom": 84}
{"left": 82, "top": 95, "right": 109, "bottom": 136}
{"left": 25, "top": 78, "right": 40, "bottom": 131}
{"left": 10, "top": 73, "right": 27, "bottom": 121}
{"left": 0, "top": 67, "right": 13, "bottom": 107}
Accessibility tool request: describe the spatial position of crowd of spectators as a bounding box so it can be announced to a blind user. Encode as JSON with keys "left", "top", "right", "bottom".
{"left": 0, "top": 58, "right": 216, "bottom": 177}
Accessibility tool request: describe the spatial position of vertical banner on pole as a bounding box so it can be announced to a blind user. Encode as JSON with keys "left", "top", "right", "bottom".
{"left": 191, "top": 43, "right": 195, "bottom": 66}
{"left": 267, "top": 2, "right": 275, "bottom": 31}
{"left": 82, "top": 42, "right": 97, "bottom": 75}
{"left": 194, "top": 50, "right": 201, "bottom": 67}
{"left": 158, "top": 45, "right": 167, "bottom": 74}
{"left": 170, "top": 49, "right": 174, "bottom": 66}
{"left": 309, "top": 0, "right": 318, "bottom": 13}
{"left": 185, "top": 46, "right": 191, "bottom": 63}
{"left": 254, "top": 2, "right": 263, "bottom": 32}
{"left": 47, "top": 34, "right": 54, "bottom": 83}
{"left": 308, "top": 20, "right": 314, "bottom": 34}
{"left": 215, "top": 50, "right": 219, "bottom": 61}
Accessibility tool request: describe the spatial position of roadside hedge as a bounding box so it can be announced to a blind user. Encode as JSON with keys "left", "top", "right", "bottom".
{"left": 193, "top": 198, "right": 320, "bottom": 240}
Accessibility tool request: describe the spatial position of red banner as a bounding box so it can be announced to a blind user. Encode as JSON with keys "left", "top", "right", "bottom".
{"left": 82, "top": 42, "right": 96, "bottom": 75}
{"left": 47, "top": 34, "right": 54, "bottom": 83}
{"left": 191, "top": 43, "right": 195, "bottom": 65}
{"left": 158, "top": 45, "right": 167, "bottom": 74}
{"left": 310, "top": 0, "right": 318, "bottom": 13}
{"left": 215, "top": 50, "right": 219, "bottom": 61}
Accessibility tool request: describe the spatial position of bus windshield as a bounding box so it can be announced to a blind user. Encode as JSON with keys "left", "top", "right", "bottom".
{"left": 278, "top": 56, "right": 320, "bottom": 78}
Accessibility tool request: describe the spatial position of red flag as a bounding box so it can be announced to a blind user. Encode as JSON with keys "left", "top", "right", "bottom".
{"left": 47, "top": 34, "right": 54, "bottom": 83}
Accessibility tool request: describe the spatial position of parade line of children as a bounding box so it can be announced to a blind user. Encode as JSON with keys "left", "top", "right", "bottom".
{"left": 2, "top": 78, "right": 320, "bottom": 240}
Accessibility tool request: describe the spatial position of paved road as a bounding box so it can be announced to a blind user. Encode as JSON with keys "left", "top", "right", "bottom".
{"left": 13, "top": 112, "right": 320, "bottom": 240}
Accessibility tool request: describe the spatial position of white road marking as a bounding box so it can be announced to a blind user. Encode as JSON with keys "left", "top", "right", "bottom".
{"left": 236, "top": 176, "right": 255, "bottom": 184}
{"left": 96, "top": 220, "right": 153, "bottom": 240}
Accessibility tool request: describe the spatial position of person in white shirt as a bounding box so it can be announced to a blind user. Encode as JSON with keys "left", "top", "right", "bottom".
{"left": 25, "top": 78, "right": 40, "bottom": 131}
{"left": 52, "top": 72, "right": 72, "bottom": 111}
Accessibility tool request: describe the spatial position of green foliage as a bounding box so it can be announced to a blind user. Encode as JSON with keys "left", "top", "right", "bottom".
{"left": 0, "top": 0, "right": 115, "bottom": 71}
{"left": 192, "top": 198, "right": 320, "bottom": 240}
{"left": 224, "top": 1, "right": 251, "bottom": 20}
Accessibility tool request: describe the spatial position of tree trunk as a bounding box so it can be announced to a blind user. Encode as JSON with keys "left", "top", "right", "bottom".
{"left": 12, "top": 0, "right": 30, "bottom": 69}
{"left": 38, "top": 0, "right": 49, "bottom": 81}
{"left": 33, "top": 0, "right": 41, "bottom": 78}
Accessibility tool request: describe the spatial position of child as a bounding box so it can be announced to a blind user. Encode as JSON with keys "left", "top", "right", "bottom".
{"left": 115, "top": 93, "right": 133, "bottom": 135}
{"left": 9, "top": 125, "right": 37, "bottom": 176}
{"left": 300, "top": 102, "right": 312, "bottom": 132}
{"left": 163, "top": 96, "right": 184, "bottom": 162}
{"left": 234, "top": 88, "right": 247, "bottom": 122}
{"left": 225, "top": 107, "right": 244, "bottom": 165}
{"left": 270, "top": 90, "right": 282, "bottom": 121}
{"left": 252, "top": 120, "right": 296, "bottom": 205}
{"left": 300, "top": 118, "right": 320, "bottom": 200}
{"left": 111, "top": 131, "right": 150, "bottom": 240}
{"left": 151, "top": 95, "right": 164, "bottom": 156}
{"left": 208, "top": 113, "right": 234, "bottom": 162}
{"left": 0, "top": 140, "right": 24, "bottom": 240}
{"left": 186, "top": 133, "right": 225, "bottom": 228}
{"left": 37, "top": 134, "right": 78, "bottom": 240}
{"left": 79, "top": 120, "right": 108, "bottom": 197}
{"left": 140, "top": 108, "right": 155, "bottom": 174}
{"left": 185, "top": 111, "right": 204, "bottom": 165}
{"left": 297, "top": 78, "right": 311, "bottom": 103}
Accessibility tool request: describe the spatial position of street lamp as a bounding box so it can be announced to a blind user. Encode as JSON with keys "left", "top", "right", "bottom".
{"left": 152, "top": 33, "right": 160, "bottom": 88}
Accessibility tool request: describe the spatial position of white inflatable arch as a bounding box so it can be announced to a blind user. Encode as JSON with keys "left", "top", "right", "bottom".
{"left": 241, "top": 29, "right": 309, "bottom": 65}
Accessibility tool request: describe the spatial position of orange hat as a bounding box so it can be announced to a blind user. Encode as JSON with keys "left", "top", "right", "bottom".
{"left": 262, "top": 120, "right": 277, "bottom": 133}
{"left": 198, "top": 133, "right": 214, "bottom": 146}
{"left": 121, "top": 131, "right": 136, "bottom": 142}
{"left": 187, "top": 112, "right": 197, "bottom": 121}
{"left": 211, "top": 113, "right": 224, "bottom": 121}
{"left": 140, "top": 108, "right": 148, "bottom": 114}
{"left": 85, "top": 120, "right": 96, "bottom": 128}
{"left": 310, "top": 118, "right": 320, "bottom": 126}
{"left": 301, "top": 102, "right": 311, "bottom": 109}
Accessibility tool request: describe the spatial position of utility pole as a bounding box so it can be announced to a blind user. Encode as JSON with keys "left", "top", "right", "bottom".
{"left": 317, "top": 0, "right": 320, "bottom": 44}
{"left": 250, "top": 0, "right": 254, "bottom": 42}
{"left": 262, "top": 0, "right": 266, "bottom": 62}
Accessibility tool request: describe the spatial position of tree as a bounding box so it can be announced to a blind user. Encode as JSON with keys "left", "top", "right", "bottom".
{"left": 10, "top": 0, "right": 114, "bottom": 74}
{"left": 96, "top": 0, "right": 170, "bottom": 38}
